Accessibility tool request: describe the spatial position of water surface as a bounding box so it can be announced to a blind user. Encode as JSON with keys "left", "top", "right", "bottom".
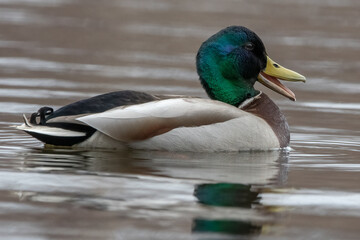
{"left": 0, "top": 0, "right": 359, "bottom": 239}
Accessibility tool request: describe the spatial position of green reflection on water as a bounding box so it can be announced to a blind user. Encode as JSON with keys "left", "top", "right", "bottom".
{"left": 194, "top": 183, "right": 260, "bottom": 208}
{"left": 193, "top": 218, "right": 262, "bottom": 235}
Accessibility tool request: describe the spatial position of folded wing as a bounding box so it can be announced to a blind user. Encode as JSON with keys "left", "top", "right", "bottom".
{"left": 77, "top": 98, "right": 248, "bottom": 142}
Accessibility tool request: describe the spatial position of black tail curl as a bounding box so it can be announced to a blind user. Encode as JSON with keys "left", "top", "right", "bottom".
{"left": 25, "top": 106, "right": 96, "bottom": 146}
{"left": 30, "top": 107, "right": 54, "bottom": 125}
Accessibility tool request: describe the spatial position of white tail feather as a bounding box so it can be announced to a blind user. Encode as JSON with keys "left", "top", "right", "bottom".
{"left": 15, "top": 114, "right": 86, "bottom": 137}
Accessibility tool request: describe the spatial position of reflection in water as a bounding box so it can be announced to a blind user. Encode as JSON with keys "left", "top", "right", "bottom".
{"left": 133, "top": 150, "right": 289, "bottom": 184}
{"left": 17, "top": 148, "right": 289, "bottom": 185}
{"left": 193, "top": 219, "right": 262, "bottom": 236}
{"left": 1, "top": 149, "right": 284, "bottom": 240}
{"left": 19, "top": 147, "right": 156, "bottom": 176}
{"left": 194, "top": 183, "right": 260, "bottom": 208}
{"left": 0, "top": 147, "right": 288, "bottom": 239}
{"left": 193, "top": 183, "right": 262, "bottom": 237}
{"left": 21, "top": 148, "right": 89, "bottom": 171}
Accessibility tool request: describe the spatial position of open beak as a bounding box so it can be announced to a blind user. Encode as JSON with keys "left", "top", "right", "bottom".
{"left": 257, "top": 56, "right": 306, "bottom": 101}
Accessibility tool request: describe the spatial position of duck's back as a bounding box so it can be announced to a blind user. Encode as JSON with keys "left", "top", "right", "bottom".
{"left": 47, "top": 90, "right": 158, "bottom": 121}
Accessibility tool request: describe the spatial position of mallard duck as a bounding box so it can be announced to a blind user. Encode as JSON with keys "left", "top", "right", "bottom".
{"left": 16, "top": 26, "right": 305, "bottom": 151}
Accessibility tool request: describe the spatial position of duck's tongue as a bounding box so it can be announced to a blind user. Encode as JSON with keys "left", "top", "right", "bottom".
{"left": 258, "top": 72, "right": 296, "bottom": 101}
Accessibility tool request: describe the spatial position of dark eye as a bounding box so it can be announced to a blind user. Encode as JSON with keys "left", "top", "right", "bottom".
{"left": 244, "top": 42, "right": 254, "bottom": 51}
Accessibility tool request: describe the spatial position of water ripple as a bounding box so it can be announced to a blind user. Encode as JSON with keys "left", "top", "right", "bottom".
{"left": 261, "top": 189, "right": 360, "bottom": 216}
{"left": 0, "top": 8, "right": 80, "bottom": 27}
{"left": 0, "top": 57, "right": 197, "bottom": 80}
{"left": 288, "top": 77, "right": 360, "bottom": 94}
{"left": 273, "top": 36, "right": 360, "bottom": 49}
{"left": 0, "top": 0, "right": 70, "bottom": 7}
{"left": 0, "top": 88, "right": 95, "bottom": 99}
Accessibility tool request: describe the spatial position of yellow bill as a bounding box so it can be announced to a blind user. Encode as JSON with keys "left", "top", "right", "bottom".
{"left": 257, "top": 56, "right": 306, "bottom": 101}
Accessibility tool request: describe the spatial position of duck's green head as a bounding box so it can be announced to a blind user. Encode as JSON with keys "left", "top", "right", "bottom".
{"left": 196, "top": 26, "right": 306, "bottom": 106}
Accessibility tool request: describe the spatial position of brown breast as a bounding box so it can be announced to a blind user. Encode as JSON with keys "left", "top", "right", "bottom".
{"left": 241, "top": 93, "right": 290, "bottom": 148}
